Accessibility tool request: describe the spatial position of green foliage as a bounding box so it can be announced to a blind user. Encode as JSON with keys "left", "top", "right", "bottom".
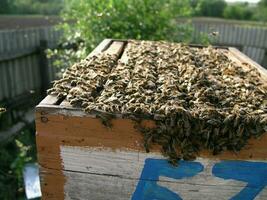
{"left": 253, "top": 0, "right": 267, "bottom": 22}
{"left": 223, "top": 3, "right": 253, "bottom": 20}
{"left": 11, "top": 140, "right": 32, "bottom": 185}
{"left": 62, "top": 0, "right": 193, "bottom": 51}
{"left": 0, "top": 126, "right": 37, "bottom": 200}
{"left": 191, "top": 0, "right": 267, "bottom": 22}
{"left": 194, "top": 0, "right": 227, "bottom": 17}
{"left": 0, "top": 0, "right": 13, "bottom": 14}
{"left": 259, "top": 0, "right": 267, "bottom": 6}
{"left": 1, "top": 0, "right": 64, "bottom": 15}
{"left": 51, "top": 0, "right": 210, "bottom": 71}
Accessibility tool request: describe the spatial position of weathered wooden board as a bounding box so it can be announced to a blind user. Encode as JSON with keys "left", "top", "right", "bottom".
{"left": 60, "top": 147, "right": 267, "bottom": 200}
{"left": 36, "top": 111, "right": 267, "bottom": 200}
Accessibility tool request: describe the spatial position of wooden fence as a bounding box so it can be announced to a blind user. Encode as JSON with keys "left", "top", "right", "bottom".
{"left": 0, "top": 26, "right": 61, "bottom": 102}
{"left": 0, "top": 26, "right": 62, "bottom": 131}
{"left": 191, "top": 18, "right": 267, "bottom": 65}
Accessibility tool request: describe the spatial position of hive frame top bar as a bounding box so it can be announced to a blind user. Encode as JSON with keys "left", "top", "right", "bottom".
{"left": 36, "top": 38, "right": 267, "bottom": 118}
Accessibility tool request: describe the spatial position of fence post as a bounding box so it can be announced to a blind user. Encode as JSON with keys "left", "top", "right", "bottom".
{"left": 39, "top": 40, "right": 49, "bottom": 97}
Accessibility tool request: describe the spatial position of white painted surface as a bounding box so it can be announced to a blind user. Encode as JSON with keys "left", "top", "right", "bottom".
{"left": 60, "top": 146, "right": 267, "bottom": 200}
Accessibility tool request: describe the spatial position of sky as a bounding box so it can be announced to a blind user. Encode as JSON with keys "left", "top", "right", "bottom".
{"left": 225, "top": 0, "right": 260, "bottom": 3}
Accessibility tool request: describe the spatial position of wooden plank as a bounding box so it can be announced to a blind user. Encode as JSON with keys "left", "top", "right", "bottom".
{"left": 14, "top": 30, "right": 23, "bottom": 96}
{"left": 1, "top": 62, "right": 8, "bottom": 99}
{"left": 60, "top": 146, "right": 267, "bottom": 182}
{"left": 58, "top": 147, "right": 267, "bottom": 200}
{"left": 36, "top": 114, "right": 267, "bottom": 200}
{"left": 0, "top": 63, "right": 8, "bottom": 100}
{"left": 38, "top": 95, "right": 59, "bottom": 106}
{"left": 35, "top": 112, "right": 267, "bottom": 199}
{"left": 264, "top": 29, "right": 267, "bottom": 49}
{"left": 259, "top": 29, "right": 267, "bottom": 49}
{"left": 32, "top": 54, "right": 40, "bottom": 91}
{"left": 26, "top": 55, "right": 34, "bottom": 91}
{"left": 36, "top": 114, "right": 267, "bottom": 170}
{"left": 59, "top": 100, "right": 72, "bottom": 108}
{"left": 250, "top": 28, "right": 257, "bottom": 47}
{"left": 7, "top": 61, "right": 15, "bottom": 98}
{"left": 12, "top": 59, "right": 19, "bottom": 97}
{"left": 244, "top": 27, "right": 250, "bottom": 46}
{"left": 0, "top": 64, "right": 4, "bottom": 100}
{"left": 218, "top": 24, "right": 224, "bottom": 45}
{"left": 104, "top": 41, "right": 125, "bottom": 56}
{"left": 86, "top": 39, "right": 113, "bottom": 58}
{"left": 0, "top": 31, "right": 4, "bottom": 53}
{"left": 39, "top": 40, "right": 50, "bottom": 96}
{"left": 40, "top": 166, "right": 266, "bottom": 200}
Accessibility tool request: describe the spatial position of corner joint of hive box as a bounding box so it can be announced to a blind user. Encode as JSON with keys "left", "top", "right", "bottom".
{"left": 36, "top": 95, "right": 63, "bottom": 113}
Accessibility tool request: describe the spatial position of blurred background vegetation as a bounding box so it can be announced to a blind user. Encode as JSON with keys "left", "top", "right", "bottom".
{"left": 0, "top": 0, "right": 64, "bottom": 15}
{"left": 0, "top": 0, "right": 267, "bottom": 199}
{"left": 50, "top": 0, "right": 267, "bottom": 69}
{"left": 0, "top": 125, "right": 36, "bottom": 200}
{"left": 1, "top": 0, "right": 267, "bottom": 21}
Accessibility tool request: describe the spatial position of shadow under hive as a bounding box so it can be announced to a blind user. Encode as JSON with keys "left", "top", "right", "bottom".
{"left": 36, "top": 39, "right": 267, "bottom": 200}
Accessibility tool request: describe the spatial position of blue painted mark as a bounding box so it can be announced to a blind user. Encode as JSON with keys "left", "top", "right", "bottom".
{"left": 212, "top": 160, "right": 267, "bottom": 200}
{"left": 131, "top": 158, "right": 204, "bottom": 200}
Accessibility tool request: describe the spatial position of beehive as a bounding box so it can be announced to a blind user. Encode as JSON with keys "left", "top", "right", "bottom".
{"left": 36, "top": 39, "right": 267, "bottom": 200}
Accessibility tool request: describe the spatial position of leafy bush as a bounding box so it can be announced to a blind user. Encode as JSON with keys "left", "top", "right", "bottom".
{"left": 253, "top": 0, "right": 267, "bottom": 22}
{"left": 64, "top": 0, "right": 193, "bottom": 50}
{"left": 0, "top": 0, "right": 13, "bottom": 14}
{"left": 193, "top": 0, "right": 227, "bottom": 18}
{"left": 50, "top": 0, "right": 209, "bottom": 71}
{"left": 1, "top": 0, "right": 64, "bottom": 15}
{"left": 223, "top": 3, "right": 253, "bottom": 20}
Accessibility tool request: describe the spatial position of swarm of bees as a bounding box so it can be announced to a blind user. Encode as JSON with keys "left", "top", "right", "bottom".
{"left": 47, "top": 53, "right": 118, "bottom": 105}
{"left": 48, "top": 40, "right": 267, "bottom": 165}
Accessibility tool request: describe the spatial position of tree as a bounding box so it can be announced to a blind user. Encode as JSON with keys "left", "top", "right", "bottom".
{"left": 223, "top": 3, "right": 253, "bottom": 20}
{"left": 253, "top": 0, "right": 267, "bottom": 22}
{"left": 0, "top": 0, "right": 14, "bottom": 14}
{"left": 0, "top": 0, "right": 64, "bottom": 15}
{"left": 49, "top": 0, "right": 199, "bottom": 72}
{"left": 61, "top": 0, "right": 194, "bottom": 52}
{"left": 194, "top": 0, "right": 227, "bottom": 18}
{"left": 64, "top": 0, "right": 193, "bottom": 50}
{"left": 259, "top": 0, "right": 267, "bottom": 6}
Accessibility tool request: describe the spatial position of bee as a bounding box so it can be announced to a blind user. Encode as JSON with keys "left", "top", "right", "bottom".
{"left": 0, "top": 108, "right": 6, "bottom": 113}
{"left": 96, "top": 113, "right": 113, "bottom": 128}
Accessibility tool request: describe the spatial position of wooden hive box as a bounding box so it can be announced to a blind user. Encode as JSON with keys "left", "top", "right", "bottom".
{"left": 36, "top": 39, "right": 267, "bottom": 200}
